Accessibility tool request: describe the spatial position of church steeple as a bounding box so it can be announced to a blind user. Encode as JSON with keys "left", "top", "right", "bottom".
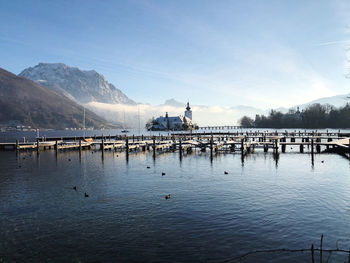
{"left": 184, "top": 102, "right": 192, "bottom": 120}
{"left": 186, "top": 102, "right": 191, "bottom": 111}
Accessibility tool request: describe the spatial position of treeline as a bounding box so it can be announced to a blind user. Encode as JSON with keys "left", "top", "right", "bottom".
{"left": 239, "top": 103, "right": 350, "bottom": 128}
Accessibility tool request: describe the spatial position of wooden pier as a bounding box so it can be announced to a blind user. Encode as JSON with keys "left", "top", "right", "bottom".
{"left": 1, "top": 131, "right": 349, "bottom": 159}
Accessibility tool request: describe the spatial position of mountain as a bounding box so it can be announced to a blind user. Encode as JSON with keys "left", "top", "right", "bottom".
{"left": 0, "top": 68, "right": 117, "bottom": 129}
{"left": 163, "top": 98, "right": 186, "bottom": 107}
{"left": 295, "top": 93, "right": 350, "bottom": 110}
{"left": 19, "top": 63, "right": 136, "bottom": 105}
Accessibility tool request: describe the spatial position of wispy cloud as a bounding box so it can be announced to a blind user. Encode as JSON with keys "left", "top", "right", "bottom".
{"left": 315, "top": 39, "right": 350, "bottom": 46}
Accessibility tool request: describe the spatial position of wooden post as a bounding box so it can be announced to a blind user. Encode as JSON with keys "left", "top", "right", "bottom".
{"left": 316, "top": 144, "right": 321, "bottom": 153}
{"left": 152, "top": 137, "right": 156, "bottom": 157}
{"left": 264, "top": 144, "right": 268, "bottom": 152}
{"left": 15, "top": 140, "right": 19, "bottom": 152}
{"left": 327, "top": 138, "right": 332, "bottom": 150}
{"left": 102, "top": 138, "right": 105, "bottom": 151}
{"left": 179, "top": 139, "right": 183, "bottom": 158}
{"left": 311, "top": 139, "right": 314, "bottom": 155}
{"left": 320, "top": 234, "right": 323, "bottom": 263}
{"left": 126, "top": 137, "right": 129, "bottom": 152}
{"left": 282, "top": 142, "right": 286, "bottom": 153}
{"left": 275, "top": 139, "right": 278, "bottom": 153}
{"left": 210, "top": 136, "right": 214, "bottom": 158}
{"left": 55, "top": 140, "right": 58, "bottom": 153}
{"left": 132, "top": 134, "right": 135, "bottom": 142}
{"left": 311, "top": 244, "right": 315, "bottom": 263}
{"left": 79, "top": 140, "right": 82, "bottom": 153}
{"left": 36, "top": 138, "right": 40, "bottom": 153}
{"left": 300, "top": 144, "right": 304, "bottom": 153}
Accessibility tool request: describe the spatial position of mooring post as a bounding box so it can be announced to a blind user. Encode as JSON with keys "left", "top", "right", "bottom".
{"left": 210, "top": 135, "right": 214, "bottom": 158}
{"left": 79, "top": 140, "right": 82, "bottom": 153}
{"left": 36, "top": 138, "right": 40, "bottom": 153}
{"left": 126, "top": 137, "right": 129, "bottom": 156}
{"left": 152, "top": 137, "right": 156, "bottom": 158}
{"left": 311, "top": 244, "right": 315, "bottom": 263}
{"left": 327, "top": 138, "right": 332, "bottom": 150}
{"left": 102, "top": 138, "right": 105, "bottom": 151}
{"left": 55, "top": 140, "right": 58, "bottom": 154}
{"left": 15, "top": 140, "right": 19, "bottom": 153}
{"left": 275, "top": 139, "right": 278, "bottom": 153}
{"left": 179, "top": 139, "right": 182, "bottom": 158}
{"left": 320, "top": 234, "right": 323, "bottom": 263}
{"left": 300, "top": 144, "right": 304, "bottom": 153}
{"left": 311, "top": 139, "right": 314, "bottom": 155}
{"left": 132, "top": 134, "right": 135, "bottom": 142}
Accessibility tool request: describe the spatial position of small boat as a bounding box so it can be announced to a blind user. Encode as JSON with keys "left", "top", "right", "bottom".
{"left": 83, "top": 138, "right": 93, "bottom": 142}
{"left": 121, "top": 130, "right": 129, "bottom": 133}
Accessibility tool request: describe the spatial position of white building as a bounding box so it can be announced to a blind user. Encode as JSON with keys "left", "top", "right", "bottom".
{"left": 147, "top": 102, "right": 196, "bottom": 131}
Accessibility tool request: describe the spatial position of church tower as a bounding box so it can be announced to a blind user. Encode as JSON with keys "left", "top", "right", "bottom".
{"left": 184, "top": 102, "right": 192, "bottom": 120}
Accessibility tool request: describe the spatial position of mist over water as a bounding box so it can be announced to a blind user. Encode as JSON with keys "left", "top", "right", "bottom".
{"left": 1, "top": 141, "right": 350, "bottom": 262}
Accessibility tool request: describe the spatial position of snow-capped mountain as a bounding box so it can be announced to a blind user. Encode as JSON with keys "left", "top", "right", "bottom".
{"left": 295, "top": 93, "right": 350, "bottom": 110}
{"left": 19, "top": 63, "right": 136, "bottom": 105}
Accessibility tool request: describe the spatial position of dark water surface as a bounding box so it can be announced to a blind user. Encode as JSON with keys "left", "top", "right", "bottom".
{"left": 1, "top": 148, "right": 350, "bottom": 262}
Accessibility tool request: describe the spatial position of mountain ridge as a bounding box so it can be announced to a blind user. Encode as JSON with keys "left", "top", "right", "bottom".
{"left": 19, "top": 62, "right": 136, "bottom": 105}
{"left": 0, "top": 68, "right": 117, "bottom": 129}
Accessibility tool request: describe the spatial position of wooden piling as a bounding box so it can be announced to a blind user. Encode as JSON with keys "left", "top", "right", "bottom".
{"left": 152, "top": 138, "right": 156, "bottom": 157}
{"left": 36, "top": 138, "right": 39, "bottom": 153}
{"left": 320, "top": 234, "right": 323, "bottom": 263}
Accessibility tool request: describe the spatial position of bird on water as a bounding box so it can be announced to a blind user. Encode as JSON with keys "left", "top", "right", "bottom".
{"left": 73, "top": 186, "right": 77, "bottom": 191}
{"left": 224, "top": 171, "right": 228, "bottom": 174}
{"left": 162, "top": 172, "right": 166, "bottom": 176}
{"left": 165, "top": 194, "right": 171, "bottom": 200}
{"left": 84, "top": 193, "right": 89, "bottom": 197}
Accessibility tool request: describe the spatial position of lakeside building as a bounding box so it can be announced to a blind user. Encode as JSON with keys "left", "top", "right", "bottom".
{"left": 146, "top": 102, "right": 198, "bottom": 131}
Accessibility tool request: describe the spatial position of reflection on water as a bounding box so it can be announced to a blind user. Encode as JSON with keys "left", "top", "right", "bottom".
{"left": 1, "top": 149, "right": 350, "bottom": 262}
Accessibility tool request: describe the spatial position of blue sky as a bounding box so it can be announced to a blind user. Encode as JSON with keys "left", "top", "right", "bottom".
{"left": 1, "top": 0, "right": 349, "bottom": 109}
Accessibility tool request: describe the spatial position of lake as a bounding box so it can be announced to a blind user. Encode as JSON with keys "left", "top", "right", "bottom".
{"left": 1, "top": 129, "right": 350, "bottom": 262}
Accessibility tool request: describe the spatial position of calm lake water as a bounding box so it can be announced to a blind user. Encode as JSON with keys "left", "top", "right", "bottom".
{"left": 1, "top": 129, "right": 350, "bottom": 262}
